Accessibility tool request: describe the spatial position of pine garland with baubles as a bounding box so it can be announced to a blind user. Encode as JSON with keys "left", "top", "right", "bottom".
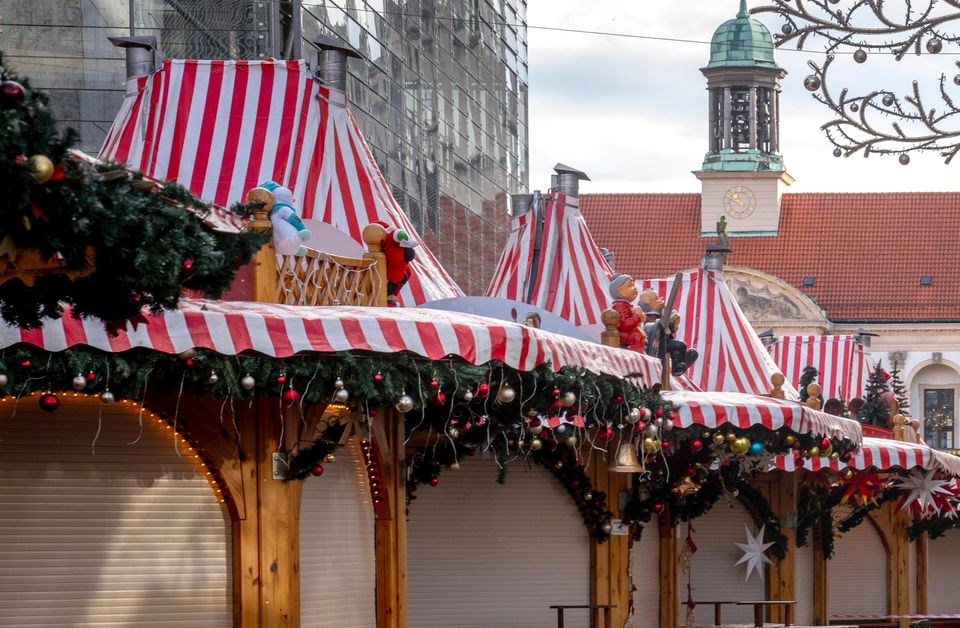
{"left": 0, "top": 51, "right": 265, "bottom": 330}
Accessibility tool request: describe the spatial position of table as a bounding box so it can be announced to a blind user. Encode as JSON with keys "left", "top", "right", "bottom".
{"left": 549, "top": 604, "right": 616, "bottom": 628}
{"left": 696, "top": 600, "right": 741, "bottom": 625}
{"left": 737, "top": 600, "right": 797, "bottom": 627}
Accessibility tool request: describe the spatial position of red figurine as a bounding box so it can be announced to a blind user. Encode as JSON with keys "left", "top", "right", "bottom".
{"left": 608, "top": 275, "right": 647, "bottom": 352}
{"left": 373, "top": 221, "right": 419, "bottom": 306}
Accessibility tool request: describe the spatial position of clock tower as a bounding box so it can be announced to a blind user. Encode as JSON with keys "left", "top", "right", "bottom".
{"left": 695, "top": 0, "right": 794, "bottom": 236}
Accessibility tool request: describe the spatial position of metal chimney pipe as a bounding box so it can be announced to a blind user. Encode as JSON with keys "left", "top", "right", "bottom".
{"left": 552, "top": 163, "right": 591, "bottom": 198}
{"left": 510, "top": 193, "right": 534, "bottom": 217}
{"left": 549, "top": 174, "right": 559, "bottom": 191}
{"left": 312, "top": 35, "right": 361, "bottom": 95}
{"left": 108, "top": 36, "right": 157, "bottom": 79}
{"left": 701, "top": 244, "right": 730, "bottom": 275}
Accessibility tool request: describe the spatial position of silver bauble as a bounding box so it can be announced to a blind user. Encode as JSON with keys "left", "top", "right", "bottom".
{"left": 601, "top": 521, "right": 614, "bottom": 535}
{"left": 463, "top": 390, "right": 474, "bottom": 402}
{"left": 927, "top": 37, "right": 943, "bottom": 54}
{"left": 833, "top": 147, "right": 843, "bottom": 158}
{"left": 0, "top": 373, "right": 8, "bottom": 388}
{"left": 395, "top": 394, "right": 415, "bottom": 413}
{"left": 334, "top": 388, "right": 350, "bottom": 403}
{"left": 497, "top": 384, "right": 516, "bottom": 404}
{"left": 448, "top": 428, "right": 460, "bottom": 439}
{"left": 333, "top": 378, "right": 344, "bottom": 389}
{"left": 804, "top": 74, "right": 821, "bottom": 91}
{"left": 565, "top": 435, "right": 578, "bottom": 447}
{"left": 241, "top": 374, "right": 256, "bottom": 390}
{"left": 72, "top": 374, "right": 87, "bottom": 391}
{"left": 663, "top": 419, "right": 674, "bottom": 431}
{"left": 899, "top": 153, "right": 911, "bottom": 166}
{"left": 882, "top": 94, "right": 894, "bottom": 107}
{"left": 627, "top": 408, "right": 642, "bottom": 424}
{"left": 556, "top": 424, "right": 567, "bottom": 435}
{"left": 641, "top": 407, "right": 652, "bottom": 420}
{"left": 560, "top": 391, "right": 577, "bottom": 408}
{"left": 645, "top": 423, "right": 658, "bottom": 437}
{"left": 101, "top": 390, "right": 115, "bottom": 405}
{"left": 853, "top": 49, "right": 867, "bottom": 64}
{"left": 781, "top": 23, "right": 793, "bottom": 35}
{"left": 849, "top": 102, "right": 859, "bottom": 112}
{"left": 208, "top": 371, "right": 219, "bottom": 384}
{"left": 955, "top": 74, "right": 960, "bottom": 86}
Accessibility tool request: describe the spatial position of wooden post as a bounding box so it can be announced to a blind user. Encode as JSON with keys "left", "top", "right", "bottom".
{"left": 812, "top": 522, "right": 828, "bottom": 625}
{"left": 246, "top": 187, "right": 280, "bottom": 304}
{"left": 916, "top": 532, "right": 928, "bottom": 615}
{"left": 764, "top": 472, "right": 797, "bottom": 625}
{"left": 600, "top": 309, "right": 620, "bottom": 348}
{"left": 588, "top": 457, "right": 630, "bottom": 628}
{"left": 372, "top": 410, "right": 408, "bottom": 628}
{"left": 362, "top": 223, "right": 388, "bottom": 307}
{"left": 659, "top": 510, "right": 678, "bottom": 628}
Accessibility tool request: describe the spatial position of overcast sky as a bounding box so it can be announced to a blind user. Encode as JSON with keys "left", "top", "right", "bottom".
{"left": 526, "top": 0, "right": 959, "bottom": 194}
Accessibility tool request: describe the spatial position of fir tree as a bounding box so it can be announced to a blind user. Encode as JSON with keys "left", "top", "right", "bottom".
{"left": 858, "top": 360, "right": 891, "bottom": 427}
{"left": 889, "top": 367, "right": 909, "bottom": 415}
{"left": 798, "top": 365, "right": 820, "bottom": 402}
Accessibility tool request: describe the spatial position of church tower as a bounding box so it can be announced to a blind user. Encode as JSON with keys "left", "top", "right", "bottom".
{"left": 695, "top": 0, "right": 794, "bottom": 236}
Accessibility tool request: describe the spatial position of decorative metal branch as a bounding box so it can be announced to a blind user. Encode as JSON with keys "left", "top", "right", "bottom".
{"left": 753, "top": 0, "right": 960, "bottom": 163}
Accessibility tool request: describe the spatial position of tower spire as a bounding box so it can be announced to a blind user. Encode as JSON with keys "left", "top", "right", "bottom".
{"left": 738, "top": 0, "right": 749, "bottom": 18}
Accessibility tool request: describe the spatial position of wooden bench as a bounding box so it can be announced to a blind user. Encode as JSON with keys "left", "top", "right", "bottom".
{"left": 549, "top": 604, "right": 616, "bottom": 627}
{"left": 738, "top": 599, "right": 797, "bottom": 627}
{"left": 696, "top": 600, "right": 741, "bottom": 625}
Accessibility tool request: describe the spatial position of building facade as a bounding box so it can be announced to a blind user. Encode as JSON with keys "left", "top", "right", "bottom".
{"left": 0, "top": 0, "right": 527, "bottom": 294}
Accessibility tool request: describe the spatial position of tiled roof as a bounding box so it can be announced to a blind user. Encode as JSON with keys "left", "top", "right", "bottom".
{"left": 580, "top": 192, "right": 960, "bottom": 322}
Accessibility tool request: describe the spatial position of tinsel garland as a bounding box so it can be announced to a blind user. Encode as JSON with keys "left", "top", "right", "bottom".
{"left": 0, "top": 53, "right": 266, "bottom": 329}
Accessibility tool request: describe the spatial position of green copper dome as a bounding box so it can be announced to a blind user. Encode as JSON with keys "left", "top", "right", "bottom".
{"left": 706, "top": 0, "right": 779, "bottom": 69}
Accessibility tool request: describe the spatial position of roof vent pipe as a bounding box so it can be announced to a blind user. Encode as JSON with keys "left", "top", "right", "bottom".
{"left": 312, "top": 35, "right": 362, "bottom": 94}
{"left": 510, "top": 193, "right": 534, "bottom": 217}
{"left": 550, "top": 174, "right": 559, "bottom": 192}
{"left": 553, "top": 163, "right": 591, "bottom": 198}
{"left": 701, "top": 244, "right": 730, "bottom": 275}
{"left": 108, "top": 36, "right": 157, "bottom": 81}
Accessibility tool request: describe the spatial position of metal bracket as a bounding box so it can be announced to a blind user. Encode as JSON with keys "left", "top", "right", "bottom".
{"left": 272, "top": 452, "right": 289, "bottom": 480}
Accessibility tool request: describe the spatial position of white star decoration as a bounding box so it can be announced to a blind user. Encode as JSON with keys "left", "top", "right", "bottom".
{"left": 896, "top": 469, "right": 953, "bottom": 514}
{"left": 735, "top": 524, "right": 774, "bottom": 583}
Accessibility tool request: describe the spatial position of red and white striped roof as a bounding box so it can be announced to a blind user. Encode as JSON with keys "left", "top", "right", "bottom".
{"left": 639, "top": 269, "right": 797, "bottom": 398}
{"left": 0, "top": 299, "right": 678, "bottom": 384}
{"left": 775, "top": 437, "right": 960, "bottom": 477}
{"left": 486, "top": 194, "right": 614, "bottom": 326}
{"left": 99, "top": 59, "right": 461, "bottom": 305}
{"left": 663, "top": 390, "right": 862, "bottom": 443}
{"left": 769, "top": 335, "right": 871, "bottom": 400}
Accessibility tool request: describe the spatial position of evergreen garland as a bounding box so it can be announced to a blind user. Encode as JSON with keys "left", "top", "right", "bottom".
{"left": 0, "top": 52, "right": 265, "bottom": 329}
{"left": 858, "top": 360, "right": 891, "bottom": 427}
{"left": 889, "top": 367, "right": 909, "bottom": 414}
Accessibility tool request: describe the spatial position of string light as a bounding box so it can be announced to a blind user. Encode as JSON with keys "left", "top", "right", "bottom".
{"left": 360, "top": 439, "right": 384, "bottom": 506}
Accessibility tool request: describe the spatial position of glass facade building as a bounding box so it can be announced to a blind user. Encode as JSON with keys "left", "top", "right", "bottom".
{"left": 0, "top": 0, "right": 528, "bottom": 294}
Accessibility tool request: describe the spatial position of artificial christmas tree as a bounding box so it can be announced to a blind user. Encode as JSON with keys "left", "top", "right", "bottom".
{"left": 889, "top": 366, "right": 909, "bottom": 415}
{"left": 858, "top": 360, "right": 892, "bottom": 427}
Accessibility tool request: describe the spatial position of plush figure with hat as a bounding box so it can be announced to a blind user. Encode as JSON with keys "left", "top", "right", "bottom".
{"left": 373, "top": 220, "right": 419, "bottom": 306}
{"left": 637, "top": 289, "right": 698, "bottom": 375}
{"left": 259, "top": 181, "right": 311, "bottom": 256}
{"left": 608, "top": 274, "right": 647, "bottom": 352}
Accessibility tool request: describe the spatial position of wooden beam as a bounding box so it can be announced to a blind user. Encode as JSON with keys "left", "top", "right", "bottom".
{"left": 916, "top": 533, "right": 928, "bottom": 615}
{"left": 587, "top": 458, "right": 631, "bottom": 628}
{"left": 659, "top": 510, "right": 678, "bottom": 628}
{"left": 812, "top": 522, "right": 828, "bottom": 625}
{"left": 765, "top": 472, "right": 797, "bottom": 625}
{"left": 373, "top": 411, "right": 408, "bottom": 628}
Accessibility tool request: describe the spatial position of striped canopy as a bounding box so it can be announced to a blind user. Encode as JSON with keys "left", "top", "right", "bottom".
{"left": 775, "top": 436, "right": 960, "bottom": 477}
{"left": 639, "top": 269, "right": 797, "bottom": 398}
{"left": 486, "top": 194, "right": 614, "bottom": 327}
{"left": 99, "top": 59, "right": 462, "bottom": 306}
{"left": 769, "top": 335, "right": 871, "bottom": 401}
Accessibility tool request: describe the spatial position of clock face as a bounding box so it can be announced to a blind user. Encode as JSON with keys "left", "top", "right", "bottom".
{"left": 723, "top": 185, "right": 757, "bottom": 219}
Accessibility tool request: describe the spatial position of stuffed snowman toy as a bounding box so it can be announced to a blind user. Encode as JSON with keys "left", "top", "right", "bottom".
{"left": 260, "top": 180, "right": 311, "bottom": 256}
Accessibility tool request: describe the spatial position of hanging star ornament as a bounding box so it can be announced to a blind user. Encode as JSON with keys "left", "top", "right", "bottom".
{"left": 735, "top": 524, "right": 774, "bottom": 583}
{"left": 896, "top": 469, "right": 953, "bottom": 518}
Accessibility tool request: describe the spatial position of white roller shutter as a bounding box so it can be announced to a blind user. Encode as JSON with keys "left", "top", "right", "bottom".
{"left": 0, "top": 397, "right": 232, "bottom": 627}
{"left": 408, "top": 459, "right": 591, "bottom": 628}
{"left": 300, "top": 439, "right": 376, "bottom": 627}
{"left": 630, "top": 521, "right": 660, "bottom": 628}
{"left": 828, "top": 511, "right": 886, "bottom": 616}
{"left": 683, "top": 500, "right": 764, "bottom": 626}
{"left": 794, "top": 542, "right": 815, "bottom": 625}
{"left": 928, "top": 530, "right": 960, "bottom": 613}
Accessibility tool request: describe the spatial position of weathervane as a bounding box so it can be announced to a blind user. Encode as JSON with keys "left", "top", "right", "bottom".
{"left": 753, "top": 0, "right": 960, "bottom": 164}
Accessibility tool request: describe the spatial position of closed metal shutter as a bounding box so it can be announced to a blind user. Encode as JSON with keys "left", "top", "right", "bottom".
{"left": 794, "top": 542, "right": 815, "bottom": 625}
{"left": 407, "top": 459, "right": 591, "bottom": 628}
{"left": 828, "top": 511, "right": 886, "bottom": 616}
{"left": 683, "top": 500, "right": 764, "bottom": 625}
{"left": 300, "top": 439, "right": 376, "bottom": 627}
{"left": 630, "top": 522, "right": 660, "bottom": 628}
{"left": 0, "top": 397, "right": 232, "bottom": 627}
{"left": 928, "top": 530, "right": 960, "bottom": 613}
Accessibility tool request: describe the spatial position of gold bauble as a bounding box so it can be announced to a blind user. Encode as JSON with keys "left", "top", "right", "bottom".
{"left": 785, "top": 434, "right": 796, "bottom": 445}
{"left": 842, "top": 468, "right": 854, "bottom": 479}
{"left": 531, "top": 438, "right": 543, "bottom": 451}
{"left": 829, "top": 451, "right": 840, "bottom": 461}
{"left": 713, "top": 433, "right": 725, "bottom": 445}
{"left": 323, "top": 453, "right": 336, "bottom": 463}
{"left": 808, "top": 446, "right": 820, "bottom": 457}
{"left": 643, "top": 437, "right": 661, "bottom": 454}
{"left": 731, "top": 437, "right": 751, "bottom": 455}
{"left": 725, "top": 432, "right": 737, "bottom": 443}
{"left": 29, "top": 155, "right": 54, "bottom": 183}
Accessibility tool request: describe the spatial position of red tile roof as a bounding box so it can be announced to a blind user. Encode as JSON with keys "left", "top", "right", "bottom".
{"left": 580, "top": 192, "right": 960, "bottom": 322}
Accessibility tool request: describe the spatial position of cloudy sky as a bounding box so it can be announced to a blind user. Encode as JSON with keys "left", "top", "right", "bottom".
{"left": 525, "top": 0, "right": 958, "bottom": 194}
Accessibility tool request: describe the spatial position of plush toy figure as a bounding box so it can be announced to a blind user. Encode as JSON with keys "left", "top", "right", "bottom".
{"left": 665, "top": 312, "right": 699, "bottom": 377}
{"left": 373, "top": 221, "right": 419, "bottom": 306}
{"left": 608, "top": 275, "right": 647, "bottom": 352}
{"left": 260, "top": 180, "right": 311, "bottom": 256}
{"left": 637, "top": 288, "right": 698, "bottom": 375}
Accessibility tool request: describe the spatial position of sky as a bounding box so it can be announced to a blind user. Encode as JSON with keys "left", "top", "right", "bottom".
{"left": 525, "top": 0, "right": 959, "bottom": 194}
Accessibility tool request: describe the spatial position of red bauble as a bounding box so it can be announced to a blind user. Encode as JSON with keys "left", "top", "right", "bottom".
{"left": 1, "top": 80, "right": 26, "bottom": 108}
{"left": 51, "top": 165, "right": 65, "bottom": 181}
{"left": 277, "top": 374, "right": 286, "bottom": 384}
{"left": 551, "top": 400, "right": 563, "bottom": 410}
{"left": 661, "top": 440, "right": 671, "bottom": 449}
{"left": 633, "top": 421, "right": 646, "bottom": 433}
{"left": 820, "top": 437, "right": 831, "bottom": 450}
{"left": 655, "top": 409, "right": 664, "bottom": 418}
{"left": 653, "top": 503, "right": 665, "bottom": 514}
{"left": 614, "top": 394, "right": 625, "bottom": 405}
{"left": 597, "top": 425, "right": 615, "bottom": 442}
{"left": 309, "top": 464, "right": 325, "bottom": 476}
{"left": 691, "top": 439, "right": 703, "bottom": 453}
{"left": 283, "top": 389, "right": 300, "bottom": 403}
{"left": 20, "top": 359, "right": 30, "bottom": 368}
{"left": 86, "top": 371, "right": 97, "bottom": 382}
{"left": 182, "top": 259, "right": 194, "bottom": 271}
{"left": 552, "top": 388, "right": 561, "bottom": 397}
{"left": 571, "top": 480, "right": 581, "bottom": 489}
{"left": 428, "top": 477, "right": 440, "bottom": 487}
{"left": 434, "top": 392, "right": 447, "bottom": 405}
{"left": 477, "top": 383, "right": 490, "bottom": 397}
{"left": 687, "top": 466, "right": 697, "bottom": 476}
{"left": 429, "top": 378, "right": 439, "bottom": 389}
{"left": 184, "top": 358, "right": 194, "bottom": 367}
{"left": 374, "top": 372, "right": 383, "bottom": 383}
{"left": 39, "top": 393, "right": 60, "bottom": 412}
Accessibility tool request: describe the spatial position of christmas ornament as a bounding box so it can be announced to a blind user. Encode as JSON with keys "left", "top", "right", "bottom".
{"left": 600, "top": 521, "right": 613, "bottom": 535}
{"left": 395, "top": 394, "right": 414, "bottom": 413}
{"left": 335, "top": 387, "right": 350, "bottom": 403}
{"left": 731, "top": 438, "right": 751, "bottom": 455}
{"left": 566, "top": 435, "right": 578, "bottom": 447}
{"left": 432, "top": 391, "right": 446, "bottom": 405}
{"left": 691, "top": 439, "right": 703, "bottom": 453}
{"left": 807, "top": 446, "right": 820, "bottom": 457}
{"left": 463, "top": 390, "right": 474, "bottom": 402}
{"left": 927, "top": 37, "right": 943, "bottom": 54}
{"left": 334, "top": 378, "right": 345, "bottom": 389}
{"left": 324, "top": 453, "right": 336, "bottom": 463}
{"left": 86, "top": 371, "right": 97, "bottom": 382}
{"left": 954, "top": 74, "right": 960, "bottom": 86}
{"left": 713, "top": 433, "right": 725, "bottom": 445}
{"left": 853, "top": 48, "right": 867, "bottom": 63}
{"left": 643, "top": 438, "right": 660, "bottom": 454}
{"left": 528, "top": 421, "right": 544, "bottom": 435}
{"left": 614, "top": 394, "right": 624, "bottom": 405}
{"left": 0, "top": 373, "right": 7, "bottom": 388}
{"left": 896, "top": 469, "right": 952, "bottom": 515}
{"left": 584, "top": 491, "right": 593, "bottom": 501}
{"left": 374, "top": 372, "right": 383, "bottom": 383}
{"left": 781, "top": 23, "right": 793, "bottom": 35}
{"left": 208, "top": 371, "right": 218, "bottom": 384}
{"left": 899, "top": 153, "right": 911, "bottom": 166}
{"left": 497, "top": 383, "right": 516, "bottom": 404}
{"left": 428, "top": 477, "right": 440, "bottom": 487}
{"left": 100, "top": 389, "right": 115, "bottom": 405}
{"left": 531, "top": 438, "right": 543, "bottom": 451}
{"left": 842, "top": 468, "right": 854, "bottom": 480}
{"left": 182, "top": 259, "right": 194, "bottom": 272}
{"left": 310, "top": 464, "right": 325, "bottom": 476}
{"left": 561, "top": 391, "right": 577, "bottom": 408}
{"left": 849, "top": 102, "right": 860, "bottom": 113}
{"left": 882, "top": 94, "right": 894, "bottom": 107}
{"left": 277, "top": 373, "right": 286, "bottom": 384}
{"left": 477, "top": 382, "right": 490, "bottom": 397}
{"left": 749, "top": 442, "right": 763, "bottom": 456}
{"left": 785, "top": 434, "right": 795, "bottom": 445}
{"left": 556, "top": 424, "right": 567, "bottom": 435}
{"left": 597, "top": 425, "right": 615, "bottom": 442}
{"left": 726, "top": 432, "right": 737, "bottom": 443}
{"left": 429, "top": 378, "right": 439, "bottom": 389}
{"left": 820, "top": 437, "right": 831, "bottom": 450}
{"left": 627, "top": 408, "right": 642, "bottom": 424}
{"left": 662, "top": 419, "right": 674, "bottom": 431}
{"left": 448, "top": 428, "right": 460, "bottom": 439}
{"left": 804, "top": 74, "right": 821, "bottom": 91}
{"left": 241, "top": 374, "right": 256, "bottom": 390}
{"left": 0, "top": 80, "right": 26, "bottom": 107}
{"left": 283, "top": 389, "right": 300, "bottom": 403}
{"left": 829, "top": 451, "right": 840, "bottom": 461}
{"left": 833, "top": 147, "right": 843, "bottom": 158}
{"left": 653, "top": 503, "right": 665, "bottom": 514}
{"left": 39, "top": 393, "right": 60, "bottom": 412}
{"left": 28, "top": 155, "right": 54, "bottom": 184}
{"left": 72, "top": 374, "right": 87, "bottom": 391}
{"left": 644, "top": 423, "right": 658, "bottom": 437}
{"left": 735, "top": 525, "right": 774, "bottom": 583}
{"left": 20, "top": 360, "right": 30, "bottom": 368}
